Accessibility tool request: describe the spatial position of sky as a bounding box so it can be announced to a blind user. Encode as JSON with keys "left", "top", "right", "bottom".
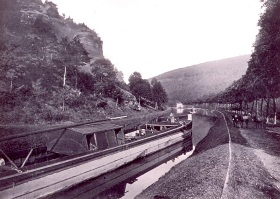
{"left": 44, "top": 0, "right": 263, "bottom": 82}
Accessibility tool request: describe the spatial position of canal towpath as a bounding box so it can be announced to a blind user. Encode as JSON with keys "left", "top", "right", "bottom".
{"left": 136, "top": 111, "right": 280, "bottom": 199}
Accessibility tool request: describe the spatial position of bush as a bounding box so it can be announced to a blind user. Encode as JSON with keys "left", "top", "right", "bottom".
{"left": 53, "top": 112, "right": 70, "bottom": 122}
{"left": 42, "top": 109, "right": 53, "bottom": 121}
{"left": 22, "top": 113, "right": 35, "bottom": 124}
{"left": 97, "top": 101, "right": 107, "bottom": 108}
{"left": 112, "top": 87, "right": 125, "bottom": 104}
{"left": 0, "top": 91, "right": 16, "bottom": 109}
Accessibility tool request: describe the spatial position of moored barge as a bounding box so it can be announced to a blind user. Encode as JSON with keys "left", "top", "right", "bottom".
{"left": 0, "top": 114, "right": 192, "bottom": 198}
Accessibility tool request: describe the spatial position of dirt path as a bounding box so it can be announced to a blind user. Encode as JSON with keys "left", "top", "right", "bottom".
{"left": 136, "top": 112, "right": 280, "bottom": 199}
{"left": 239, "top": 128, "right": 280, "bottom": 197}
{"left": 216, "top": 111, "right": 232, "bottom": 199}
{"left": 217, "top": 112, "right": 280, "bottom": 199}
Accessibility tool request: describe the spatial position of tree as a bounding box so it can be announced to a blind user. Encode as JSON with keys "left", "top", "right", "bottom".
{"left": 200, "top": 0, "right": 280, "bottom": 119}
{"left": 77, "top": 72, "right": 95, "bottom": 94}
{"left": 0, "top": 40, "right": 28, "bottom": 91}
{"left": 114, "top": 68, "right": 125, "bottom": 82}
{"left": 128, "top": 72, "right": 152, "bottom": 100}
{"left": 246, "top": 0, "right": 280, "bottom": 117}
{"left": 52, "top": 36, "right": 90, "bottom": 89}
{"left": 90, "top": 58, "right": 117, "bottom": 96}
{"left": 151, "top": 78, "right": 168, "bottom": 106}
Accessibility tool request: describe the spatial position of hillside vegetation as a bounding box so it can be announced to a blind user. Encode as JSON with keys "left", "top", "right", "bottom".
{"left": 0, "top": 0, "right": 167, "bottom": 125}
{"left": 153, "top": 55, "right": 250, "bottom": 104}
{"left": 195, "top": 0, "right": 280, "bottom": 120}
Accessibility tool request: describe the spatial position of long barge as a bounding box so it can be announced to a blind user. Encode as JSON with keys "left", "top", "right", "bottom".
{"left": 47, "top": 139, "right": 194, "bottom": 199}
{"left": 0, "top": 114, "right": 192, "bottom": 198}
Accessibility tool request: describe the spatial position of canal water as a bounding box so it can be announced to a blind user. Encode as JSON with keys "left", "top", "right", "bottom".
{"left": 119, "top": 113, "right": 215, "bottom": 199}
{"left": 46, "top": 111, "right": 215, "bottom": 199}
{"left": 120, "top": 148, "right": 195, "bottom": 199}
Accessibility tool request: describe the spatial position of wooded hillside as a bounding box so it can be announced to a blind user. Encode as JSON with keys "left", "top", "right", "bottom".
{"left": 152, "top": 55, "right": 250, "bottom": 104}
{"left": 0, "top": 0, "right": 103, "bottom": 92}
{"left": 194, "top": 0, "right": 280, "bottom": 121}
{"left": 0, "top": 0, "right": 169, "bottom": 124}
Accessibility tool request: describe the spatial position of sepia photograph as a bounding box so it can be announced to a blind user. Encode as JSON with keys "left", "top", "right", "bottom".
{"left": 0, "top": 0, "right": 280, "bottom": 198}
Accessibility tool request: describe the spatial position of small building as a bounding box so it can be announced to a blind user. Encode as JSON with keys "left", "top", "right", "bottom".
{"left": 176, "top": 102, "right": 184, "bottom": 109}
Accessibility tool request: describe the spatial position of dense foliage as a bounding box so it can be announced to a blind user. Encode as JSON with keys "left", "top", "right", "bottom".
{"left": 196, "top": 0, "right": 280, "bottom": 118}
{"left": 0, "top": 0, "right": 130, "bottom": 124}
{"left": 151, "top": 78, "right": 168, "bottom": 106}
{"left": 129, "top": 72, "right": 168, "bottom": 108}
{"left": 129, "top": 72, "right": 152, "bottom": 100}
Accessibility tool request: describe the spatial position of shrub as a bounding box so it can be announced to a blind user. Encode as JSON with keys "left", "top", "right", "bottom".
{"left": 97, "top": 101, "right": 107, "bottom": 108}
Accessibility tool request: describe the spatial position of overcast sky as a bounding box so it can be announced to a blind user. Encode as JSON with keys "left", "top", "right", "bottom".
{"left": 45, "top": 0, "right": 263, "bottom": 82}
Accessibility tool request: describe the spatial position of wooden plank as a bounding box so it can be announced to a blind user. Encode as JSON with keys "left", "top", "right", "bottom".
{"left": 20, "top": 149, "right": 34, "bottom": 168}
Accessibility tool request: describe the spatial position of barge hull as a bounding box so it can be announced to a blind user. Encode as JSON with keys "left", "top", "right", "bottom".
{"left": 1, "top": 126, "right": 192, "bottom": 199}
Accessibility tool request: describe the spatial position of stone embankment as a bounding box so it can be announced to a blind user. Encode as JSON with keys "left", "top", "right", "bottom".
{"left": 136, "top": 110, "right": 280, "bottom": 199}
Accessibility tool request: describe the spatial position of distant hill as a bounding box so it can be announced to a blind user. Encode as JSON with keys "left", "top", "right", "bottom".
{"left": 152, "top": 55, "right": 250, "bottom": 104}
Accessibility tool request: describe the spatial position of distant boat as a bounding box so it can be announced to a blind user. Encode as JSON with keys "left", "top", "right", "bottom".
{"left": 0, "top": 115, "right": 192, "bottom": 198}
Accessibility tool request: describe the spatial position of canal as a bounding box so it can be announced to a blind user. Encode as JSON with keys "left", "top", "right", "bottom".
{"left": 46, "top": 111, "right": 215, "bottom": 199}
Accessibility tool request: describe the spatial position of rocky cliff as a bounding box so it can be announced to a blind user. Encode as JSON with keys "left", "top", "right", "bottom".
{"left": 1, "top": 0, "right": 103, "bottom": 60}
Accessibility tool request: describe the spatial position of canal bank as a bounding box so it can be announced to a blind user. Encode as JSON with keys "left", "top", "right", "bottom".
{"left": 136, "top": 111, "right": 280, "bottom": 199}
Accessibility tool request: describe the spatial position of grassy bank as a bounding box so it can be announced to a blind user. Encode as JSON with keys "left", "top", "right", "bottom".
{"left": 191, "top": 114, "right": 216, "bottom": 146}
{"left": 0, "top": 107, "right": 170, "bottom": 136}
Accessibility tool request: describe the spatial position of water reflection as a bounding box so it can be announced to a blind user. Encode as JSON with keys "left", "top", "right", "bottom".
{"left": 121, "top": 148, "right": 195, "bottom": 199}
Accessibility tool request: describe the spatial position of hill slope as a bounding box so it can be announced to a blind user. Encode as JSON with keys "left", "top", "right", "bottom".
{"left": 1, "top": 0, "right": 103, "bottom": 59}
{"left": 152, "top": 55, "right": 250, "bottom": 103}
{"left": 0, "top": 0, "right": 140, "bottom": 124}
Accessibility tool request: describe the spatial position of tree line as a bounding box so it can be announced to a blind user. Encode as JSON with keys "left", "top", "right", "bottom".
{"left": 128, "top": 72, "right": 168, "bottom": 109}
{"left": 195, "top": 0, "right": 280, "bottom": 120}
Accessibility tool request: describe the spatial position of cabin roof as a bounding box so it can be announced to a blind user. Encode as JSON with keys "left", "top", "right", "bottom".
{"left": 176, "top": 114, "right": 189, "bottom": 118}
{"left": 69, "top": 123, "right": 123, "bottom": 135}
{"left": 159, "top": 114, "right": 188, "bottom": 119}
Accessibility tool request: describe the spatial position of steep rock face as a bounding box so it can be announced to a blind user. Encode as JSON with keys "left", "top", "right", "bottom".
{"left": 152, "top": 55, "right": 250, "bottom": 103}
{"left": 3, "top": 0, "right": 103, "bottom": 60}
{"left": 50, "top": 17, "right": 103, "bottom": 60}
